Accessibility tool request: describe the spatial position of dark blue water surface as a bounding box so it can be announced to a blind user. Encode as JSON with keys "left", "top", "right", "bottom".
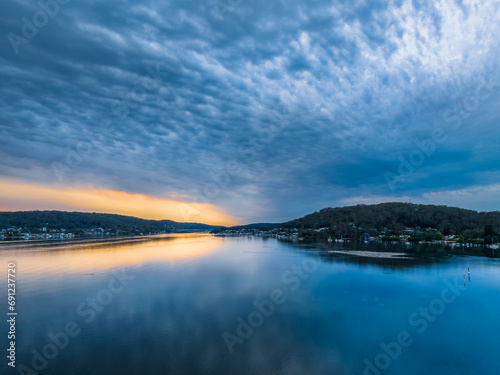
{"left": 1, "top": 234, "right": 499, "bottom": 375}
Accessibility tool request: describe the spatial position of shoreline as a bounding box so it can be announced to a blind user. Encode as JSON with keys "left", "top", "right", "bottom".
{"left": 0, "top": 232, "right": 212, "bottom": 250}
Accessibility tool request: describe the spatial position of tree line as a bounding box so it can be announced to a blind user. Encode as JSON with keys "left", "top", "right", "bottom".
{"left": 0, "top": 211, "right": 215, "bottom": 233}
{"left": 280, "top": 203, "right": 500, "bottom": 240}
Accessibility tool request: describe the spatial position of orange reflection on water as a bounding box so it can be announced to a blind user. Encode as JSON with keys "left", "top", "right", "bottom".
{"left": 0, "top": 234, "right": 222, "bottom": 277}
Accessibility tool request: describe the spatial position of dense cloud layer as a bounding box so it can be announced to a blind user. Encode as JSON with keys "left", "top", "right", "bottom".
{"left": 1, "top": 0, "right": 500, "bottom": 222}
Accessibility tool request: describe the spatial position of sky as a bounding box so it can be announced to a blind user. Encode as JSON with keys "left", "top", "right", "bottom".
{"left": 1, "top": 0, "right": 500, "bottom": 225}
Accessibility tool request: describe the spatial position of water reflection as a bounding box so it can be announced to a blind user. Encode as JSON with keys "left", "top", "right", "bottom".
{"left": 0, "top": 235, "right": 499, "bottom": 375}
{"left": 0, "top": 234, "right": 221, "bottom": 276}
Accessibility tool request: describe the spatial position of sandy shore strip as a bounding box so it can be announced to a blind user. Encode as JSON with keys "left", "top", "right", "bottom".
{"left": 328, "top": 250, "right": 415, "bottom": 259}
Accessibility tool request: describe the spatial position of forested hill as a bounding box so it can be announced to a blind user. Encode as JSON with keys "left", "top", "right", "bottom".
{"left": 0, "top": 211, "right": 216, "bottom": 232}
{"left": 280, "top": 203, "right": 500, "bottom": 235}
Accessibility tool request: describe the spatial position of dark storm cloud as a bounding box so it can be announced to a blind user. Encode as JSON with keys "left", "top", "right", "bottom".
{"left": 1, "top": 0, "right": 500, "bottom": 221}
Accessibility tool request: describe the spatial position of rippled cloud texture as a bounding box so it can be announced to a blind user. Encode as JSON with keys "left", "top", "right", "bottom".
{"left": 1, "top": 0, "right": 500, "bottom": 223}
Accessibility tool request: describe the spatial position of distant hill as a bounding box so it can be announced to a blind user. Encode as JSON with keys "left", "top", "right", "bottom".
{"left": 280, "top": 203, "right": 500, "bottom": 236}
{"left": 227, "top": 223, "right": 280, "bottom": 230}
{"left": 0, "top": 211, "right": 217, "bottom": 233}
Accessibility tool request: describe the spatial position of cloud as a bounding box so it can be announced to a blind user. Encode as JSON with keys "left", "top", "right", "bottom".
{"left": 337, "top": 183, "right": 500, "bottom": 213}
{"left": 420, "top": 184, "right": 500, "bottom": 212}
{"left": 1, "top": 0, "right": 500, "bottom": 222}
{"left": 0, "top": 180, "right": 238, "bottom": 225}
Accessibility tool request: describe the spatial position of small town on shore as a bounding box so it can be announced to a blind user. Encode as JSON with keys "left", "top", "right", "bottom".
{"left": 211, "top": 225, "right": 500, "bottom": 249}
{"left": 2, "top": 223, "right": 500, "bottom": 250}
{"left": 0, "top": 226, "right": 169, "bottom": 240}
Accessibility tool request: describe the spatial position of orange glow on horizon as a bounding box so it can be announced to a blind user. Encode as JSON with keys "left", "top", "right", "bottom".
{"left": 0, "top": 180, "right": 239, "bottom": 226}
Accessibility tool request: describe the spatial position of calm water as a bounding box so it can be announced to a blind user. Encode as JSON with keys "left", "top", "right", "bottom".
{"left": 1, "top": 234, "right": 500, "bottom": 375}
